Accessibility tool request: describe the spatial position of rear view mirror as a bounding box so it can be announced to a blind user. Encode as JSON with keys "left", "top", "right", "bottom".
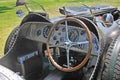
{"left": 16, "top": 0, "right": 26, "bottom": 6}
{"left": 16, "top": 8, "right": 24, "bottom": 18}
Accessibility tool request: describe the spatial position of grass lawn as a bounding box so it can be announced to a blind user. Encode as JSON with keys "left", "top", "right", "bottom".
{"left": 0, "top": 0, "right": 120, "bottom": 57}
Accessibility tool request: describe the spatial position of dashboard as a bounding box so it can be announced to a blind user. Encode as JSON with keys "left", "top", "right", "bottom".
{"left": 21, "top": 22, "right": 99, "bottom": 54}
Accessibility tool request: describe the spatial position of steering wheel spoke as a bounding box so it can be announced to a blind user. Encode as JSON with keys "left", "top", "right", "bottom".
{"left": 49, "top": 42, "right": 66, "bottom": 48}
{"left": 70, "top": 47, "right": 88, "bottom": 53}
{"left": 66, "top": 46, "right": 70, "bottom": 68}
{"left": 71, "top": 41, "right": 89, "bottom": 46}
{"left": 65, "top": 21, "right": 70, "bottom": 41}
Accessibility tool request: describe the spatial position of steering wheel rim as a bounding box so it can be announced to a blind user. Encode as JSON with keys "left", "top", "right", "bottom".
{"left": 47, "top": 17, "right": 92, "bottom": 72}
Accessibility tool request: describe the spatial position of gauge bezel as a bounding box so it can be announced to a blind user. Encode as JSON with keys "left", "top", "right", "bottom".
{"left": 68, "top": 29, "right": 79, "bottom": 42}
{"left": 43, "top": 25, "right": 51, "bottom": 38}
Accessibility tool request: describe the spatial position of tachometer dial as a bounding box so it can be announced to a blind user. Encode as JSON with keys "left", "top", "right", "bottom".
{"left": 43, "top": 26, "right": 51, "bottom": 38}
{"left": 68, "top": 29, "right": 79, "bottom": 42}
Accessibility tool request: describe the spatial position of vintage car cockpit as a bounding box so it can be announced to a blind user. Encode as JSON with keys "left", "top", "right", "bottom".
{"left": 0, "top": 1, "right": 120, "bottom": 80}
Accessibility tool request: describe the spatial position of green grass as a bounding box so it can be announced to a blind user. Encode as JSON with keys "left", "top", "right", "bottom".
{"left": 0, "top": 0, "right": 120, "bottom": 57}
{"left": 0, "top": 1, "right": 20, "bottom": 57}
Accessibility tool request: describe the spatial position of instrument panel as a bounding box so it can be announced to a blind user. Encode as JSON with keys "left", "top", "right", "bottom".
{"left": 49, "top": 25, "right": 99, "bottom": 53}
{"left": 25, "top": 22, "right": 99, "bottom": 53}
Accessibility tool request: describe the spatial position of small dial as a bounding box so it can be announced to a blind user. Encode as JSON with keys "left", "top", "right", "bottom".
{"left": 55, "top": 25, "right": 59, "bottom": 31}
{"left": 43, "top": 26, "right": 51, "bottom": 38}
{"left": 80, "top": 30, "right": 85, "bottom": 35}
{"left": 60, "top": 37, "right": 64, "bottom": 42}
{"left": 36, "top": 29, "right": 41, "bottom": 36}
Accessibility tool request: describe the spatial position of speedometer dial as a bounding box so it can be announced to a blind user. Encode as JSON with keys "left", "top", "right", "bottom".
{"left": 68, "top": 29, "right": 79, "bottom": 42}
{"left": 43, "top": 26, "right": 51, "bottom": 38}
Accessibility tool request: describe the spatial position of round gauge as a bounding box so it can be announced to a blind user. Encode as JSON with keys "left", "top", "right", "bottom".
{"left": 55, "top": 25, "right": 59, "bottom": 31}
{"left": 62, "top": 27, "right": 66, "bottom": 32}
{"left": 68, "top": 29, "right": 79, "bottom": 42}
{"left": 36, "top": 29, "right": 41, "bottom": 36}
{"left": 80, "top": 30, "right": 85, "bottom": 35}
{"left": 92, "top": 34, "right": 99, "bottom": 51}
{"left": 60, "top": 37, "right": 64, "bottom": 42}
{"left": 43, "top": 26, "right": 51, "bottom": 38}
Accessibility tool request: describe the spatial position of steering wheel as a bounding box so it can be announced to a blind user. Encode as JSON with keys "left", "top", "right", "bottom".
{"left": 46, "top": 17, "right": 92, "bottom": 72}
